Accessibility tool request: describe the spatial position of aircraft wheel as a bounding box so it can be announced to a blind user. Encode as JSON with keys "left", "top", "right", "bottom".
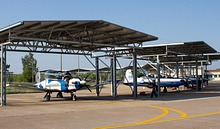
{"left": 57, "top": 92, "right": 63, "bottom": 98}
{"left": 163, "top": 87, "right": 167, "bottom": 93}
{"left": 45, "top": 94, "right": 51, "bottom": 101}
{"left": 71, "top": 93, "right": 76, "bottom": 101}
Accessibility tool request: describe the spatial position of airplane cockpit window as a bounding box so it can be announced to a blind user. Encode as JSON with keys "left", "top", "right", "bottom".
{"left": 44, "top": 70, "right": 61, "bottom": 79}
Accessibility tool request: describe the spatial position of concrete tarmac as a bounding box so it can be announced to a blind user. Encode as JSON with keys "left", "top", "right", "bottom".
{"left": 1, "top": 82, "right": 220, "bottom": 129}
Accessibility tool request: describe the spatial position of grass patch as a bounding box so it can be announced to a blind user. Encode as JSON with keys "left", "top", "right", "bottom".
{"left": 3, "top": 82, "right": 42, "bottom": 94}
{"left": 6, "top": 87, "right": 42, "bottom": 94}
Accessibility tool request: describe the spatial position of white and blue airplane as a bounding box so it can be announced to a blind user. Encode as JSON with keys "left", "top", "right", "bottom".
{"left": 35, "top": 70, "right": 92, "bottom": 101}
{"left": 123, "top": 69, "right": 186, "bottom": 92}
{"left": 186, "top": 76, "right": 209, "bottom": 88}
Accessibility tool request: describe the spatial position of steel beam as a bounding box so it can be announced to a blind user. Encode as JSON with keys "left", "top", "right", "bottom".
{"left": 112, "top": 54, "right": 117, "bottom": 97}
{"left": 95, "top": 57, "right": 100, "bottom": 96}
{"left": 110, "top": 58, "right": 113, "bottom": 96}
{"left": 6, "top": 41, "right": 92, "bottom": 55}
{"left": 156, "top": 55, "right": 161, "bottom": 96}
{"left": 176, "top": 61, "right": 179, "bottom": 78}
{"left": 10, "top": 36, "right": 119, "bottom": 47}
{"left": 195, "top": 60, "right": 199, "bottom": 91}
{"left": 1, "top": 45, "right": 7, "bottom": 106}
{"left": 181, "top": 64, "right": 184, "bottom": 78}
{"left": 133, "top": 50, "right": 137, "bottom": 98}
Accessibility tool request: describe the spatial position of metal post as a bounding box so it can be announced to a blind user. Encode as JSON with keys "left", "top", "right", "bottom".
{"left": 201, "top": 62, "right": 204, "bottom": 78}
{"left": 112, "top": 54, "right": 117, "bottom": 97}
{"left": 201, "top": 61, "right": 204, "bottom": 89}
{"left": 1, "top": 45, "right": 7, "bottom": 106}
{"left": 110, "top": 58, "right": 114, "bottom": 96}
{"left": 205, "top": 63, "right": 208, "bottom": 80}
{"left": 95, "top": 57, "right": 99, "bottom": 96}
{"left": 176, "top": 61, "right": 179, "bottom": 78}
{"left": 133, "top": 50, "right": 137, "bottom": 98}
{"left": 77, "top": 55, "right": 80, "bottom": 76}
{"left": 189, "top": 64, "right": 192, "bottom": 76}
{"left": 181, "top": 64, "right": 184, "bottom": 79}
{"left": 195, "top": 60, "right": 199, "bottom": 91}
{"left": 156, "top": 55, "right": 160, "bottom": 96}
{"left": 60, "top": 54, "right": 63, "bottom": 71}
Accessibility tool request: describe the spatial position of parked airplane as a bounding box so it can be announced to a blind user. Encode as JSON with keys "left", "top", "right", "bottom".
{"left": 123, "top": 69, "right": 186, "bottom": 92}
{"left": 187, "top": 76, "right": 209, "bottom": 88}
{"left": 35, "top": 70, "right": 92, "bottom": 101}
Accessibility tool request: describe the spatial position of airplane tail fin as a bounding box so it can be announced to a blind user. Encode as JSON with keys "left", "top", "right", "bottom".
{"left": 123, "top": 69, "right": 133, "bottom": 83}
{"left": 35, "top": 71, "right": 41, "bottom": 83}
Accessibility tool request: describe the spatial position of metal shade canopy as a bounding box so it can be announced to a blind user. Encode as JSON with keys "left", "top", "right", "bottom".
{"left": 132, "top": 41, "right": 217, "bottom": 63}
{"left": 135, "top": 41, "right": 217, "bottom": 56}
{"left": 0, "top": 20, "right": 158, "bottom": 54}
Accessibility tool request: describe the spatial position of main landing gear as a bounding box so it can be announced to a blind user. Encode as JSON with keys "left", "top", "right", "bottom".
{"left": 56, "top": 92, "right": 63, "bottom": 98}
{"left": 163, "top": 87, "right": 168, "bottom": 93}
{"left": 44, "top": 92, "right": 51, "bottom": 101}
{"left": 44, "top": 92, "right": 77, "bottom": 101}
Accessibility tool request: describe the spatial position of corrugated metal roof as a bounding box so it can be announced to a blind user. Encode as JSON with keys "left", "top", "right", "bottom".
{"left": 0, "top": 20, "right": 158, "bottom": 52}
{"left": 136, "top": 41, "right": 217, "bottom": 56}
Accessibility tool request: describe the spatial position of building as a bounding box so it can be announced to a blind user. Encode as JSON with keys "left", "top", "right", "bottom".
{"left": 206, "top": 70, "right": 220, "bottom": 81}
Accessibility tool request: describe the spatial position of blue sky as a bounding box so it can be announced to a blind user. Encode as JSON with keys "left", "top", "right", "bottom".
{"left": 1, "top": 0, "right": 220, "bottom": 73}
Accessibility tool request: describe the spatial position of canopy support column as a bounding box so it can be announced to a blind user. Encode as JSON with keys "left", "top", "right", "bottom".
{"left": 1, "top": 45, "right": 7, "bottom": 106}
{"left": 111, "top": 54, "right": 117, "bottom": 97}
{"left": 110, "top": 58, "right": 113, "bottom": 96}
{"left": 95, "top": 57, "right": 100, "bottom": 96}
{"left": 181, "top": 64, "right": 184, "bottom": 78}
{"left": 133, "top": 49, "right": 137, "bottom": 98}
{"left": 176, "top": 61, "right": 179, "bottom": 78}
{"left": 189, "top": 64, "right": 192, "bottom": 76}
{"left": 195, "top": 60, "right": 199, "bottom": 91}
{"left": 201, "top": 61, "right": 204, "bottom": 90}
{"left": 156, "top": 55, "right": 160, "bottom": 96}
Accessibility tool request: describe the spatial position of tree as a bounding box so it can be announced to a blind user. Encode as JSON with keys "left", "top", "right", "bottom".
{"left": 21, "top": 53, "right": 37, "bottom": 82}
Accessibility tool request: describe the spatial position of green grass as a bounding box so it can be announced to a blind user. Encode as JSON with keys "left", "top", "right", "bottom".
{"left": 6, "top": 86, "right": 42, "bottom": 94}
{"left": 1, "top": 82, "right": 43, "bottom": 94}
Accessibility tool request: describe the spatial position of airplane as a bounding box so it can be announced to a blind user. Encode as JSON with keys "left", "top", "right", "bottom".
{"left": 123, "top": 69, "right": 186, "bottom": 92}
{"left": 34, "top": 70, "right": 92, "bottom": 101}
{"left": 186, "top": 76, "right": 209, "bottom": 88}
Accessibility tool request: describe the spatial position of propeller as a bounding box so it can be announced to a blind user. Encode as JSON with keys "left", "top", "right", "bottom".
{"left": 78, "top": 73, "right": 92, "bottom": 92}
{"left": 87, "top": 86, "right": 92, "bottom": 92}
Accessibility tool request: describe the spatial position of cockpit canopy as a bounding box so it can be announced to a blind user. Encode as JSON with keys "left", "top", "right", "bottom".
{"left": 44, "top": 70, "right": 62, "bottom": 79}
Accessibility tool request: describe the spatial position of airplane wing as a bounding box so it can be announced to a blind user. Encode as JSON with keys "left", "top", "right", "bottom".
{"left": 8, "top": 84, "right": 78, "bottom": 93}
{"left": 42, "top": 89, "right": 77, "bottom": 92}
{"left": 7, "top": 84, "right": 44, "bottom": 92}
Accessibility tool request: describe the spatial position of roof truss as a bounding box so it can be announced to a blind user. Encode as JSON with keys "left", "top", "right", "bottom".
{"left": 0, "top": 20, "right": 158, "bottom": 55}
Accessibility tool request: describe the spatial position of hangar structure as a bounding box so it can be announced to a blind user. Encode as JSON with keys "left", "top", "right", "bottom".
{"left": 0, "top": 20, "right": 219, "bottom": 106}
{"left": 110, "top": 41, "right": 217, "bottom": 95}
{"left": 0, "top": 20, "right": 158, "bottom": 106}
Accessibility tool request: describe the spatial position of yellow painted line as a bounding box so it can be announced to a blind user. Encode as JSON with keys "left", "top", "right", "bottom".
{"left": 163, "top": 107, "right": 188, "bottom": 118}
{"left": 136, "top": 106, "right": 169, "bottom": 124}
{"left": 93, "top": 106, "right": 169, "bottom": 129}
{"left": 150, "top": 111, "right": 220, "bottom": 124}
{"left": 93, "top": 106, "right": 220, "bottom": 129}
{"left": 187, "top": 111, "right": 220, "bottom": 119}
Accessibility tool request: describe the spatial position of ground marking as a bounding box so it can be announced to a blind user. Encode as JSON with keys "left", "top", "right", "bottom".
{"left": 93, "top": 106, "right": 220, "bottom": 129}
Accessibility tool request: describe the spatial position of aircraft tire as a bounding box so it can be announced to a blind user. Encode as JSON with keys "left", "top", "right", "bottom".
{"left": 46, "top": 94, "right": 51, "bottom": 101}
{"left": 71, "top": 93, "right": 76, "bottom": 101}
{"left": 163, "top": 87, "right": 167, "bottom": 93}
{"left": 57, "top": 92, "right": 63, "bottom": 98}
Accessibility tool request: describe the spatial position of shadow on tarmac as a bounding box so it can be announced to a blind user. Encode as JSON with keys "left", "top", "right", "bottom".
{"left": 76, "top": 83, "right": 220, "bottom": 102}
{"left": 5, "top": 83, "right": 220, "bottom": 107}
